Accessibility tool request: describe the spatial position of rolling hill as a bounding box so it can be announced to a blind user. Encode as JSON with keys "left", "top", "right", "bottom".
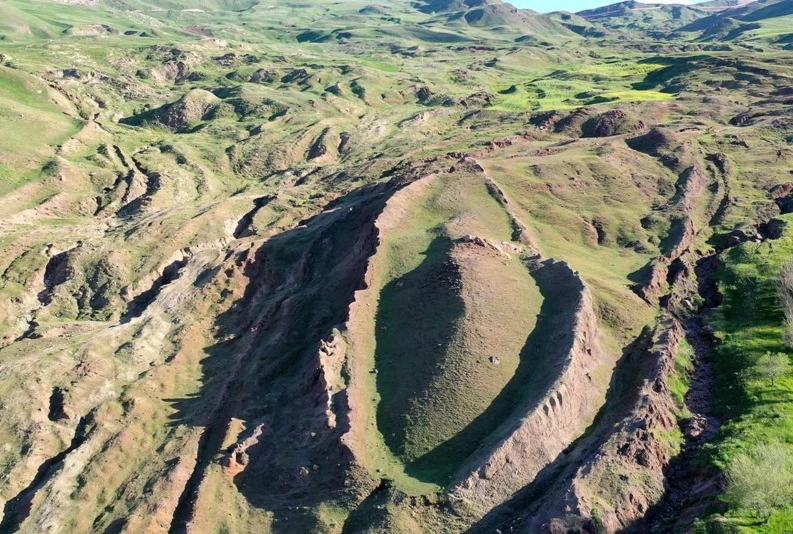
{"left": 680, "top": 0, "right": 793, "bottom": 42}
{"left": 0, "top": 0, "right": 792, "bottom": 532}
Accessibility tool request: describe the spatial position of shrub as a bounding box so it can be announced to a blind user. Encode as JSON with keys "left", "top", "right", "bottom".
{"left": 724, "top": 442, "right": 793, "bottom": 520}
{"left": 749, "top": 352, "right": 792, "bottom": 387}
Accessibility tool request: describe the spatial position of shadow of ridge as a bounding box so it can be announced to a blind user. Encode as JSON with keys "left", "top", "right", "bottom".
{"left": 374, "top": 233, "right": 466, "bottom": 484}
{"left": 639, "top": 443, "right": 726, "bottom": 534}
{"left": 162, "top": 181, "right": 402, "bottom": 534}
{"left": 627, "top": 258, "right": 656, "bottom": 286}
{"left": 467, "top": 325, "right": 655, "bottom": 534}
{"left": 631, "top": 55, "right": 711, "bottom": 91}
{"left": 341, "top": 479, "right": 397, "bottom": 534}
{"left": 399, "top": 259, "right": 589, "bottom": 486}
{"left": 0, "top": 414, "right": 94, "bottom": 533}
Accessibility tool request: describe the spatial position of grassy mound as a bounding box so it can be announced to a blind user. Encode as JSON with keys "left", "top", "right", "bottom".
{"left": 348, "top": 172, "right": 543, "bottom": 487}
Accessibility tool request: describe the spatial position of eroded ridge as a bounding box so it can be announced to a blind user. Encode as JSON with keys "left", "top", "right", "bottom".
{"left": 450, "top": 258, "right": 609, "bottom": 512}
{"left": 521, "top": 316, "right": 685, "bottom": 532}
{"left": 628, "top": 128, "right": 711, "bottom": 304}
{"left": 342, "top": 159, "right": 547, "bottom": 488}
{"left": 417, "top": 160, "right": 614, "bottom": 512}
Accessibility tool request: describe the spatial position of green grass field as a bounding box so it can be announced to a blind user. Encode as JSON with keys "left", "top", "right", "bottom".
{"left": 702, "top": 216, "right": 793, "bottom": 532}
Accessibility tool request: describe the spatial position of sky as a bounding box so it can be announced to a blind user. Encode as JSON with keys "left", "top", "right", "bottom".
{"left": 514, "top": 0, "right": 704, "bottom": 13}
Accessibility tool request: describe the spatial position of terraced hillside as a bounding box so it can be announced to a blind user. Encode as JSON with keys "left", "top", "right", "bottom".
{"left": 1, "top": 0, "right": 793, "bottom": 532}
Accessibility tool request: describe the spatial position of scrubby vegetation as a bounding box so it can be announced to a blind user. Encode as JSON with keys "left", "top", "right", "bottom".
{"left": 724, "top": 443, "right": 793, "bottom": 522}
{"left": 702, "top": 221, "right": 793, "bottom": 531}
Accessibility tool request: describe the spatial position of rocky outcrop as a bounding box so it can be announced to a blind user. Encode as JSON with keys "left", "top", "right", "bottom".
{"left": 249, "top": 68, "right": 277, "bottom": 84}
{"left": 530, "top": 110, "right": 565, "bottom": 131}
{"left": 223, "top": 423, "right": 264, "bottom": 477}
{"left": 636, "top": 258, "right": 670, "bottom": 304}
{"left": 582, "top": 109, "right": 647, "bottom": 138}
{"left": 482, "top": 175, "right": 540, "bottom": 254}
{"left": 307, "top": 128, "right": 340, "bottom": 163}
{"left": 459, "top": 91, "right": 495, "bottom": 108}
{"left": 459, "top": 234, "right": 520, "bottom": 258}
{"left": 121, "top": 251, "right": 190, "bottom": 320}
{"left": 38, "top": 247, "right": 77, "bottom": 306}
{"left": 554, "top": 107, "right": 595, "bottom": 135}
{"left": 120, "top": 89, "right": 218, "bottom": 132}
{"left": 543, "top": 108, "right": 647, "bottom": 139}
{"left": 772, "top": 182, "right": 793, "bottom": 214}
{"left": 524, "top": 317, "right": 685, "bottom": 533}
{"left": 233, "top": 194, "right": 277, "bottom": 239}
{"left": 310, "top": 332, "right": 348, "bottom": 431}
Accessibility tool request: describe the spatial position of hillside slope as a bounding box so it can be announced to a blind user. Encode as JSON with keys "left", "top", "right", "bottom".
{"left": 679, "top": 0, "right": 793, "bottom": 42}
{"left": 0, "top": 0, "right": 792, "bottom": 533}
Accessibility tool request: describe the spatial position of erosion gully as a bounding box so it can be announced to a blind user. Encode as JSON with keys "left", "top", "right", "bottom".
{"left": 649, "top": 227, "right": 771, "bottom": 531}
{"left": 648, "top": 253, "right": 725, "bottom": 532}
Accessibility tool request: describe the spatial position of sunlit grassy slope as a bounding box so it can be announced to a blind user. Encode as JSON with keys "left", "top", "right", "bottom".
{"left": 704, "top": 217, "right": 793, "bottom": 532}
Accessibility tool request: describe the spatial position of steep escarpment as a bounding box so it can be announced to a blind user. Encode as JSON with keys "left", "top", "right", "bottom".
{"left": 169, "top": 173, "right": 440, "bottom": 532}
{"left": 519, "top": 316, "right": 685, "bottom": 533}
{"left": 418, "top": 163, "right": 614, "bottom": 513}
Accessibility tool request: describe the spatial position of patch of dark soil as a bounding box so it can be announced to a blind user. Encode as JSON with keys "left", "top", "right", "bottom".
{"left": 48, "top": 387, "right": 69, "bottom": 422}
